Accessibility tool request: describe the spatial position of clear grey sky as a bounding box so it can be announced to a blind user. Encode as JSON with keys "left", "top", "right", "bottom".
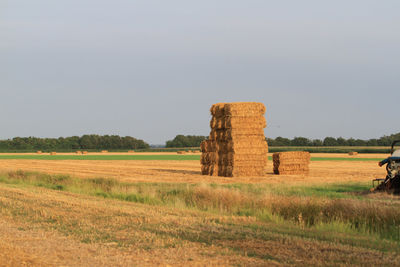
{"left": 1, "top": 1, "right": 399, "bottom": 144}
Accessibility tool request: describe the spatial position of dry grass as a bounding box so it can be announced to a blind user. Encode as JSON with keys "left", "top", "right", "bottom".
{"left": 0, "top": 179, "right": 399, "bottom": 266}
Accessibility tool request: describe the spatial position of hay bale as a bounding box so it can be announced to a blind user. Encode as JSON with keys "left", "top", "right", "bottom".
{"left": 201, "top": 152, "right": 218, "bottom": 164}
{"left": 201, "top": 102, "right": 268, "bottom": 177}
{"left": 218, "top": 154, "right": 268, "bottom": 166}
{"left": 209, "top": 129, "right": 266, "bottom": 141}
{"left": 128, "top": 150, "right": 135, "bottom": 153}
{"left": 82, "top": 151, "right": 88, "bottom": 155}
{"left": 177, "top": 151, "right": 186, "bottom": 154}
{"left": 50, "top": 152, "right": 57, "bottom": 155}
{"left": 101, "top": 150, "right": 108, "bottom": 153}
{"left": 201, "top": 140, "right": 217, "bottom": 153}
{"left": 76, "top": 150, "right": 82, "bottom": 154}
{"left": 273, "top": 151, "right": 310, "bottom": 175}
{"left": 348, "top": 151, "right": 358, "bottom": 156}
{"left": 201, "top": 164, "right": 219, "bottom": 176}
{"left": 210, "top": 116, "right": 267, "bottom": 130}
{"left": 200, "top": 140, "right": 207, "bottom": 152}
{"left": 220, "top": 165, "right": 265, "bottom": 177}
{"left": 36, "top": 151, "right": 42, "bottom": 154}
{"left": 224, "top": 102, "right": 266, "bottom": 117}
{"left": 210, "top": 103, "right": 226, "bottom": 118}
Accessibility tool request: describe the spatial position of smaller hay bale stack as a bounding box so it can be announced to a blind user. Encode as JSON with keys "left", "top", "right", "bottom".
{"left": 348, "top": 151, "right": 358, "bottom": 156}
{"left": 273, "top": 151, "right": 310, "bottom": 175}
{"left": 50, "top": 152, "right": 57, "bottom": 156}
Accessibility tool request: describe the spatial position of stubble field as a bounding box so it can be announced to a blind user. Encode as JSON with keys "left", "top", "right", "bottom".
{"left": 0, "top": 152, "right": 399, "bottom": 266}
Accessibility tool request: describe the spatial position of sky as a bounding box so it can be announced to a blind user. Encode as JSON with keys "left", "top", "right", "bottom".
{"left": 1, "top": 1, "right": 399, "bottom": 144}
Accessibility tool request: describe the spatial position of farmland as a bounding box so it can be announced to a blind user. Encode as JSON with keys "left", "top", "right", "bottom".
{"left": 0, "top": 152, "right": 399, "bottom": 265}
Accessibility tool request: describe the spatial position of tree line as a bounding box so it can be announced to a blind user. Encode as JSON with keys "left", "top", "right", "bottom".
{"left": 0, "top": 135, "right": 149, "bottom": 151}
{"left": 166, "top": 135, "right": 208, "bottom": 148}
{"left": 267, "top": 133, "right": 400, "bottom": 146}
{"left": 165, "top": 133, "right": 400, "bottom": 147}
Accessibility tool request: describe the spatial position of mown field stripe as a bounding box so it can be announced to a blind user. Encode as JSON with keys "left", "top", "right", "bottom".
{"left": 0, "top": 155, "right": 385, "bottom": 161}
{"left": 0, "top": 155, "right": 200, "bottom": 161}
{"left": 310, "top": 157, "right": 383, "bottom": 162}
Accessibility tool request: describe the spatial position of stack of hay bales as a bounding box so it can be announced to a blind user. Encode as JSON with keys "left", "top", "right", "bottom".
{"left": 201, "top": 102, "right": 268, "bottom": 177}
{"left": 50, "top": 152, "right": 57, "bottom": 155}
{"left": 272, "top": 151, "right": 310, "bottom": 175}
{"left": 348, "top": 151, "right": 358, "bottom": 156}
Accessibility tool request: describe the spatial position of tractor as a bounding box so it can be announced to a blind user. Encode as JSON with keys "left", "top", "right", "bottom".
{"left": 372, "top": 140, "right": 400, "bottom": 194}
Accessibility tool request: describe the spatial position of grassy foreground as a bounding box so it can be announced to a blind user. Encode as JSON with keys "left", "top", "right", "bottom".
{"left": 0, "top": 170, "right": 399, "bottom": 265}
{"left": 0, "top": 154, "right": 384, "bottom": 161}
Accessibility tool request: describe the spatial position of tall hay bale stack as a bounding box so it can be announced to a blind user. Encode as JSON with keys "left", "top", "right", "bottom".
{"left": 201, "top": 102, "right": 268, "bottom": 177}
{"left": 273, "top": 151, "right": 310, "bottom": 175}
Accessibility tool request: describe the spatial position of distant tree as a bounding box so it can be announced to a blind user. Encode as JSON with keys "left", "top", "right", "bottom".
{"left": 377, "top": 136, "right": 392, "bottom": 146}
{"left": 274, "top": 137, "right": 291, "bottom": 146}
{"left": 0, "top": 134, "right": 150, "bottom": 151}
{"left": 311, "top": 139, "right": 323, "bottom": 146}
{"left": 354, "top": 139, "right": 367, "bottom": 146}
{"left": 366, "top": 139, "right": 378, "bottom": 146}
{"left": 166, "top": 135, "right": 207, "bottom": 148}
{"left": 323, "top": 137, "right": 338, "bottom": 146}
{"left": 80, "top": 135, "right": 95, "bottom": 149}
{"left": 336, "top": 137, "right": 347, "bottom": 146}
{"left": 291, "top": 137, "right": 312, "bottom": 146}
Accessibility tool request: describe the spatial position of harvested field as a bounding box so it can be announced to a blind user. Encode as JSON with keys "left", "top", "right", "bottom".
{"left": 0, "top": 152, "right": 398, "bottom": 265}
{"left": 1, "top": 183, "right": 399, "bottom": 266}
{"left": 0, "top": 153, "right": 387, "bottom": 184}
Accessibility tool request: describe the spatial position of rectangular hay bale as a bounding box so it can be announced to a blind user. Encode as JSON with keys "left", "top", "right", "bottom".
{"left": 273, "top": 151, "right": 310, "bottom": 175}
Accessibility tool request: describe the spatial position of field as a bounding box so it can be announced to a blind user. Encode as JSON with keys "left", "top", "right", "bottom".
{"left": 1, "top": 152, "right": 399, "bottom": 266}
